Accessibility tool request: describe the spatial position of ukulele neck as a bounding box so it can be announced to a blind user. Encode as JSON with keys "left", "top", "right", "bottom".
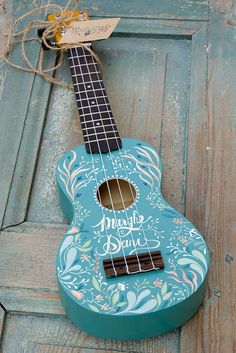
{"left": 68, "top": 46, "right": 122, "bottom": 154}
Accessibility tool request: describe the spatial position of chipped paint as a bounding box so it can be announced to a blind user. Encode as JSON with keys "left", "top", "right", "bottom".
{"left": 0, "top": 0, "right": 13, "bottom": 56}
{"left": 27, "top": 86, "right": 79, "bottom": 223}
{"left": 0, "top": 0, "right": 13, "bottom": 96}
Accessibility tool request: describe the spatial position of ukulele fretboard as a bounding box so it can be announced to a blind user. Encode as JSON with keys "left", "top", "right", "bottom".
{"left": 68, "top": 46, "right": 122, "bottom": 153}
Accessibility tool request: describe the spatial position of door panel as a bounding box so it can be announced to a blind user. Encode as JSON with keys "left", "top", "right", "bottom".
{"left": 2, "top": 0, "right": 235, "bottom": 352}
{"left": 0, "top": 14, "right": 207, "bottom": 352}
{"left": 27, "top": 30, "right": 192, "bottom": 223}
{"left": 81, "top": 0, "right": 209, "bottom": 20}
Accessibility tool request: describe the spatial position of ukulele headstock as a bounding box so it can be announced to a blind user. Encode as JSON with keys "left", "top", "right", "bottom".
{"left": 48, "top": 10, "right": 89, "bottom": 47}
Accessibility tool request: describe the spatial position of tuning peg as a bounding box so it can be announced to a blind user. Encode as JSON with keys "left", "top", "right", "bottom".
{"left": 37, "top": 27, "right": 56, "bottom": 51}
{"left": 37, "top": 27, "right": 46, "bottom": 38}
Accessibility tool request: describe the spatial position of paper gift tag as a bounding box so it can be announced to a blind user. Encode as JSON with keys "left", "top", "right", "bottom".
{"left": 59, "top": 18, "right": 120, "bottom": 44}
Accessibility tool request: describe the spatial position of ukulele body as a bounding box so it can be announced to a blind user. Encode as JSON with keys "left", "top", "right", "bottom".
{"left": 56, "top": 137, "right": 209, "bottom": 340}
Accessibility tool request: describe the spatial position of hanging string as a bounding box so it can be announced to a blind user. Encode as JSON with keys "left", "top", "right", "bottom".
{"left": 2, "top": 0, "right": 103, "bottom": 89}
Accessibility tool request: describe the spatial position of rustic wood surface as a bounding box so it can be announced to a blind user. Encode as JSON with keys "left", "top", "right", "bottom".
{"left": 0, "top": 0, "right": 236, "bottom": 352}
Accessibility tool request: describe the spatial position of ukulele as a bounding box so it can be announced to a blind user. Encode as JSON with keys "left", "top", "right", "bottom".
{"left": 53, "top": 10, "right": 210, "bottom": 340}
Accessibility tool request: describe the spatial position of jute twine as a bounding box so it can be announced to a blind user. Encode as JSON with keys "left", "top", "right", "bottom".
{"left": 2, "top": 0, "right": 102, "bottom": 89}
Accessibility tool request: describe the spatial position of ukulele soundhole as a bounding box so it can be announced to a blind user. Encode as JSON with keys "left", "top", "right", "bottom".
{"left": 97, "top": 178, "right": 136, "bottom": 210}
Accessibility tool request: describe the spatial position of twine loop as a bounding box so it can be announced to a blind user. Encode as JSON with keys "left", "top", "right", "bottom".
{"left": 2, "top": 0, "right": 102, "bottom": 89}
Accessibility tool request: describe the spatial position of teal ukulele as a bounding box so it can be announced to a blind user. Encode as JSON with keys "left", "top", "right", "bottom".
{"left": 54, "top": 11, "right": 210, "bottom": 340}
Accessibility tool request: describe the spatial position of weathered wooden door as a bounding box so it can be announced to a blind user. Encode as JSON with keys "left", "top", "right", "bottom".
{"left": 0, "top": 0, "right": 235, "bottom": 352}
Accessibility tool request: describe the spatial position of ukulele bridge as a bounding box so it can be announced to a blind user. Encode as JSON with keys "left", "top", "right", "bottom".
{"left": 103, "top": 251, "right": 164, "bottom": 278}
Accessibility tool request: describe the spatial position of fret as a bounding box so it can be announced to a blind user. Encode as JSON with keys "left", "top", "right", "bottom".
{"left": 83, "top": 130, "right": 118, "bottom": 138}
{"left": 71, "top": 68, "right": 100, "bottom": 75}
{"left": 84, "top": 139, "right": 122, "bottom": 154}
{"left": 70, "top": 54, "right": 94, "bottom": 65}
{"left": 81, "top": 120, "right": 115, "bottom": 129}
{"left": 78, "top": 95, "right": 109, "bottom": 101}
{"left": 68, "top": 54, "right": 92, "bottom": 59}
{"left": 68, "top": 46, "right": 122, "bottom": 153}
{"left": 73, "top": 82, "right": 105, "bottom": 94}
{"left": 76, "top": 89, "right": 106, "bottom": 100}
{"left": 68, "top": 54, "right": 93, "bottom": 59}
{"left": 72, "top": 73, "right": 100, "bottom": 83}
{"left": 81, "top": 122, "right": 116, "bottom": 128}
{"left": 72, "top": 70, "right": 99, "bottom": 76}
{"left": 81, "top": 120, "right": 115, "bottom": 130}
{"left": 79, "top": 111, "right": 113, "bottom": 118}
{"left": 76, "top": 90, "right": 105, "bottom": 100}
{"left": 84, "top": 134, "right": 119, "bottom": 143}
{"left": 74, "top": 81, "right": 105, "bottom": 91}
{"left": 73, "top": 78, "right": 103, "bottom": 85}
{"left": 85, "top": 136, "right": 120, "bottom": 144}
{"left": 71, "top": 63, "right": 99, "bottom": 68}
{"left": 82, "top": 127, "right": 117, "bottom": 136}
{"left": 76, "top": 97, "right": 109, "bottom": 106}
{"left": 78, "top": 103, "right": 110, "bottom": 111}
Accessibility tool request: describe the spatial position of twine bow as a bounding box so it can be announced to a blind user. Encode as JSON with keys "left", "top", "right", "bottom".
{"left": 2, "top": 0, "right": 102, "bottom": 89}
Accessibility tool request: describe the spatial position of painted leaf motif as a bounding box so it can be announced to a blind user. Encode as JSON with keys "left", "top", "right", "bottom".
{"left": 112, "top": 291, "right": 120, "bottom": 306}
{"left": 60, "top": 235, "right": 73, "bottom": 256}
{"left": 161, "top": 282, "right": 167, "bottom": 296}
{"left": 60, "top": 275, "right": 71, "bottom": 280}
{"left": 82, "top": 240, "right": 91, "bottom": 248}
{"left": 71, "top": 290, "right": 84, "bottom": 300}
{"left": 156, "top": 293, "right": 162, "bottom": 307}
{"left": 177, "top": 258, "right": 197, "bottom": 266}
{"left": 69, "top": 264, "right": 81, "bottom": 272}
{"left": 129, "top": 299, "right": 157, "bottom": 314}
{"left": 88, "top": 304, "right": 99, "bottom": 313}
{"left": 68, "top": 226, "right": 79, "bottom": 235}
{"left": 190, "top": 263, "right": 204, "bottom": 281}
{"left": 92, "top": 276, "right": 101, "bottom": 291}
{"left": 163, "top": 292, "right": 172, "bottom": 301}
{"left": 126, "top": 291, "right": 137, "bottom": 310}
{"left": 136, "top": 289, "right": 151, "bottom": 306}
{"left": 65, "top": 248, "right": 77, "bottom": 270}
{"left": 192, "top": 250, "right": 207, "bottom": 269}
{"left": 107, "top": 284, "right": 116, "bottom": 291}
{"left": 79, "top": 247, "right": 91, "bottom": 253}
{"left": 75, "top": 233, "right": 80, "bottom": 242}
{"left": 116, "top": 302, "right": 127, "bottom": 307}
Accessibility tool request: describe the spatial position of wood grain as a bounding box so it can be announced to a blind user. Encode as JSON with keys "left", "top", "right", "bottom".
{"left": 0, "top": 0, "right": 53, "bottom": 228}
{"left": 0, "top": 313, "right": 179, "bottom": 353}
{"left": 179, "top": 5, "right": 236, "bottom": 353}
{"left": 2, "top": 54, "right": 55, "bottom": 228}
{"left": 80, "top": 0, "right": 209, "bottom": 20}
{"left": 1, "top": 0, "right": 236, "bottom": 352}
{"left": 0, "top": 223, "right": 65, "bottom": 291}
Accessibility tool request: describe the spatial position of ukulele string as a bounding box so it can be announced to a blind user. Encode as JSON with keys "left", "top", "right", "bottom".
{"left": 81, "top": 45, "right": 145, "bottom": 274}
{"left": 68, "top": 39, "right": 118, "bottom": 275}
{"left": 87, "top": 46, "right": 156, "bottom": 272}
{"left": 67, "top": 25, "right": 120, "bottom": 276}
{"left": 72, "top": 45, "right": 130, "bottom": 275}
{"left": 80, "top": 46, "right": 144, "bottom": 274}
